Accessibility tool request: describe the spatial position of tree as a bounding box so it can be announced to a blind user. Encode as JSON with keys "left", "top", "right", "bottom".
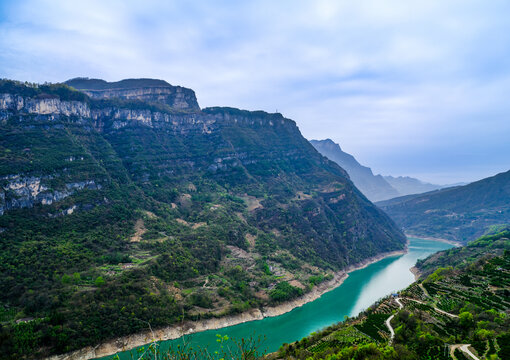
{"left": 459, "top": 311, "right": 473, "bottom": 327}
{"left": 94, "top": 276, "right": 105, "bottom": 287}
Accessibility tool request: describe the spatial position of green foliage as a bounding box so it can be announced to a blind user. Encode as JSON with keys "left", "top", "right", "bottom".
{"left": 424, "top": 266, "right": 453, "bottom": 283}
{"left": 459, "top": 312, "right": 474, "bottom": 327}
{"left": 269, "top": 282, "right": 303, "bottom": 303}
{"left": 94, "top": 276, "right": 105, "bottom": 287}
{"left": 121, "top": 333, "right": 266, "bottom": 360}
{"left": 189, "top": 291, "right": 213, "bottom": 308}
{"left": 354, "top": 313, "right": 391, "bottom": 342}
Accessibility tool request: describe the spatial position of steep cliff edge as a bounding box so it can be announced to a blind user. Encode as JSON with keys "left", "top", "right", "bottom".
{"left": 65, "top": 77, "right": 200, "bottom": 111}
{"left": 0, "top": 79, "right": 405, "bottom": 359}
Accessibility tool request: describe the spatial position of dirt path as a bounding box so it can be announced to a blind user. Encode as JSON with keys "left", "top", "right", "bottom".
{"left": 386, "top": 297, "right": 404, "bottom": 344}
{"left": 130, "top": 219, "right": 146, "bottom": 242}
{"left": 419, "top": 283, "right": 431, "bottom": 298}
{"left": 387, "top": 297, "right": 458, "bottom": 346}
{"left": 403, "top": 297, "right": 458, "bottom": 318}
{"left": 385, "top": 315, "right": 396, "bottom": 344}
{"left": 450, "top": 344, "right": 480, "bottom": 360}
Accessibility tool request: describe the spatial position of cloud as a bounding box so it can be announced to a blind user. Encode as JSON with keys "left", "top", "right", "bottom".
{"left": 1, "top": 0, "right": 509, "bottom": 183}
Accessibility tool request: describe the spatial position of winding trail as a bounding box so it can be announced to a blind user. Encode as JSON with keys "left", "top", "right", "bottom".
{"left": 403, "top": 297, "right": 458, "bottom": 318}
{"left": 385, "top": 297, "right": 404, "bottom": 344}
{"left": 386, "top": 296, "right": 458, "bottom": 345}
{"left": 419, "top": 283, "right": 430, "bottom": 298}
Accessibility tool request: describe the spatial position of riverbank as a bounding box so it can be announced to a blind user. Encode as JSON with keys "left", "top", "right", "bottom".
{"left": 46, "top": 248, "right": 408, "bottom": 360}
{"left": 406, "top": 233, "right": 462, "bottom": 247}
{"left": 409, "top": 266, "right": 421, "bottom": 281}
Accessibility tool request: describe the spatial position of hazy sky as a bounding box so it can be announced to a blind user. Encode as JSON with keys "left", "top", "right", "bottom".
{"left": 1, "top": 0, "right": 509, "bottom": 184}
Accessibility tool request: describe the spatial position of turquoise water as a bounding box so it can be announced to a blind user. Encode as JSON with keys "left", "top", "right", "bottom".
{"left": 99, "top": 237, "right": 453, "bottom": 359}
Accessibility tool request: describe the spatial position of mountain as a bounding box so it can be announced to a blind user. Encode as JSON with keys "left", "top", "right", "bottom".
{"left": 272, "top": 230, "right": 510, "bottom": 360}
{"left": 383, "top": 175, "right": 444, "bottom": 196}
{"left": 0, "top": 79, "right": 405, "bottom": 358}
{"left": 377, "top": 170, "right": 510, "bottom": 243}
{"left": 309, "top": 139, "right": 400, "bottom": 202}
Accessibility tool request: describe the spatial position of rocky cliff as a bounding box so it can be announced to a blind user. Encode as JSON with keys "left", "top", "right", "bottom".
{"left": 65, "top": 78, "right": 200, "bottom": 111}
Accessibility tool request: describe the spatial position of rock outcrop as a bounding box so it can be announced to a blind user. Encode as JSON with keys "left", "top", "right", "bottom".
{"left": 65, "top": 78, "right": 200, "bottom": 112}
{"left": 0, "top": 174, "right": 101, "bottom": 215}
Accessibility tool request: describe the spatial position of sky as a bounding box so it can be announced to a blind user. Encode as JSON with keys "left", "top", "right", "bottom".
{"left": 1, "top": 0, "right": 509, "bottom": 184}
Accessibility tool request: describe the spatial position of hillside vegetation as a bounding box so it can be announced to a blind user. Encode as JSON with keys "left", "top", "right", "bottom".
{"left": 270, "top": 230, "right": 510, "bottom": 359}
{"left": 0, "top": 79, "right": 405, "bottom": 358}
{"left": 377, "top": 171, "right": 510, "bottom": 243}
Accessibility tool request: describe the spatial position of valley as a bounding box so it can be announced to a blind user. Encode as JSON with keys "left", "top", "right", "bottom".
{"left": 92, "top": 237, "right": 453, "bottom": 360}
{"left": 2, "top": 3, "right": 510, "bottom": 360}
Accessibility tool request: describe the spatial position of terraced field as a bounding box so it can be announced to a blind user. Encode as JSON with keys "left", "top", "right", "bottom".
{"left": 270, "top": 231, "right": 510, "bottom": 359}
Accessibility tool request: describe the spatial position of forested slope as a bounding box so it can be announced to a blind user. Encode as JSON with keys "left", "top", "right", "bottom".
{"left": 377, "top": 171, "right": 510, "bottom": 243}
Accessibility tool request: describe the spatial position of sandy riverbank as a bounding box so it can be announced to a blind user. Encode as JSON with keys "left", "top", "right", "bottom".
{"left": 46, "top": 248, "right": 407, "bottom": 360}
{"left": 405, "top": 233, "right": 462, "bottom": 247}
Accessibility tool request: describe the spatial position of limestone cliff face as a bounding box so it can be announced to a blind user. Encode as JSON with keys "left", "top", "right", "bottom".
{"left": 0, "top": 92, "right": 298, "bottom": 216}
{"left": 0, "top": 174, "right": 101, "bottom": 215}
{"left": 65, "top": 78, "right": 200, "bottom": 112}
{"left": 0, "top": 93, "right": 91, "bottom": 118}
{"left": 0, "top": 93, "right": 292, "bottom": 135}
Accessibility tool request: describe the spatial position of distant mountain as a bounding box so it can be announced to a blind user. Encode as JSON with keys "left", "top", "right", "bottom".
{"left": 309, "top": 139, "right": 399, "bottom": 202}
{"left": 377, "top": 170, "right": 510, "bottom": 243}
{"left": 383, "top": 175, "right": 443, "bottom": 196}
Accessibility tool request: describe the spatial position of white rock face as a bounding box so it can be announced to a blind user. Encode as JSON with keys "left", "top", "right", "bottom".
{"left": 0, "top": 93, "right": 91, "bottom": 117}
{"left": 82, "top": 86, "right": 200, "bottom": 111}
{"left": 0, "top": 93, "right": 217, "bottom": 134}
{"left": 0, "top": 94, "right": 24, "bottom": 110}
{"left": 25, "top": 98, "right": 91, "bottom": 117}
{"left": 0, "top": 174, "right": 101, "bottom": 215}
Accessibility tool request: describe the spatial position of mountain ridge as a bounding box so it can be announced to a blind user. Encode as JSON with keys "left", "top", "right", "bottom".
{"left": 310, "top": 139, "right": 446, "bottom": 202}
{"left": 309, "top": 139, "right": 399, "bottom": 202}
{"left": 65, "top": 77, "right": 201, "bottom": 112}
{"left": 383, "top": 175, "right": 444, "bottom": 196}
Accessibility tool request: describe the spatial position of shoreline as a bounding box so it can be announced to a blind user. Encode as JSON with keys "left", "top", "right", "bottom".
{"left": 405, "top": 233, "right": 462, "bottom": 247}
{"left": 46, "top": 247, "right": 407, "bottom": 360}
{"left": 409, "top": 266, "right": 421, "bottom": 281}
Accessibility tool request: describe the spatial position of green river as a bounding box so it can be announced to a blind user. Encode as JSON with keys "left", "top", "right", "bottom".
{"left": 99, "top": 237, "right": 453, "bottom": 359}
